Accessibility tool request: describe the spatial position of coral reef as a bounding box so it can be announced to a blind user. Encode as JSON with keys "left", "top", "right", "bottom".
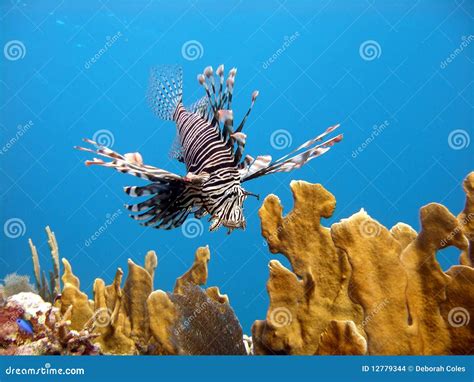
{"left": 1, "top": 246, "right": 245, "bottom": 355}
{"left": 54, "top": 246, "right": 244, "bottom": 355}
{"left": 1, "top": 172, "right": 473, "bottom": 356}
{"left": 28, "top": 226, "right": 60, "bottom": 303}
{"left": 252, "top": 172, "right": 474, "bottom": 355}
{"left": 0, "top": 292, "right": 99, "bottom": 355}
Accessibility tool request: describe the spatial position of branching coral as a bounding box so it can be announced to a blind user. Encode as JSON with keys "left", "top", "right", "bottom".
{"left": 28, "top": 226, "right": 60, "bottom": 303}
{"left": 0, "top": 292, "right": 99, "bottom": 355}
{"left": 253, "top": 172, "right": 474, "bottom": 355}
{"left": 3, "top": 173, "right": 472, "bottom": 356}
{"left": 54, "top": 246, "right": 245, "bottom": 355}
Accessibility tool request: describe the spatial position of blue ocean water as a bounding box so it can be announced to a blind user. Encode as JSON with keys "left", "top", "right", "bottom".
{"left": 0, "top": 0, "right": 472, "bottom": 333}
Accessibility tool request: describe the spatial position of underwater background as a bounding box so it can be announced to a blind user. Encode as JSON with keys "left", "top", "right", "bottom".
{"left": 0, "top": 0, "right": 472, "bottom": 333}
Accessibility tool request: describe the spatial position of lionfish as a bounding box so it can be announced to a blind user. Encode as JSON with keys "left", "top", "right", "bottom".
{"left": 76, "top": 65, "right": 342, "bottom": 233}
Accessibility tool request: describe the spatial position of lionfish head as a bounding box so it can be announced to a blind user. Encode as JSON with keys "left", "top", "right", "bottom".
{"left": 209, "top": 185, "right": 248, "bottom": 233}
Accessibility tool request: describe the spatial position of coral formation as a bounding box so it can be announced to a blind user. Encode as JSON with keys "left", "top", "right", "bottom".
{"left": 1, "top": 245, "right": 245, "bottom": 355}
{"left": 0, "top": 292, "right": 99, "bottom": 355}
{"left": 458, "top": 173, "right": 474, "bottom": 266}
{"left": 1, "top": 172, "right": 473, "bottom": 356}
{"left": 18, "top": 245, "right": 244, "bottom": 355}
{"left": 252, "top": 172, "right": 474, "bottom": 355}
{"left": 0, "top": 273, "right": 36, "bottom": 299}
{"left": 28, "top": 226, "right": 60, "bottom": 303}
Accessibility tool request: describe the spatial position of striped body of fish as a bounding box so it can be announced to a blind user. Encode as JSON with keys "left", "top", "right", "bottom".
{"left": 76, "top": 65, "right": 343, "bottom": 233}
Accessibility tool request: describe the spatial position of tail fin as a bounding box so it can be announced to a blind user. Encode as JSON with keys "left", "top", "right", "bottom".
{"left": 147, "top": 65, "right": 183, "bottom": 120}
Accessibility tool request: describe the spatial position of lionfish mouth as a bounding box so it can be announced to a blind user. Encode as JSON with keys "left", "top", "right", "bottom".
{"left": 209, "top": 216, "right": 246, "bottom": 232}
